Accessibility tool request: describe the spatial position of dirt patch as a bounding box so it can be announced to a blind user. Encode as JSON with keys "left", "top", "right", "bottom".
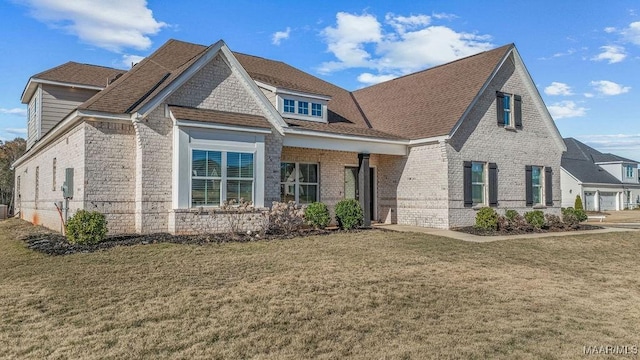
{"left": 7, "top": 218, "right": 370, "bottom": 256}
{"left": 455, "top": 223, "right": 602, "bottom": 236}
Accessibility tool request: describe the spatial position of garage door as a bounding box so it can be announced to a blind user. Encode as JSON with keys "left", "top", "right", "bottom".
{"left": 584, "top": 192, "right": 596, "bottom": 211}
{"left": 600, "top": 192, "right": 617, "bottom": 211}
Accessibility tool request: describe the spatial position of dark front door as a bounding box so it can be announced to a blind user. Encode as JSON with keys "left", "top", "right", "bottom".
{"left": 345, "top": 167, "right": 375, "bottom": 220}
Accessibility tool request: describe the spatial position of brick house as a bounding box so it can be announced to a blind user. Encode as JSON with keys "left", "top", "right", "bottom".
{"left": 13, "top": 39, "right": 566, "bottom": 234}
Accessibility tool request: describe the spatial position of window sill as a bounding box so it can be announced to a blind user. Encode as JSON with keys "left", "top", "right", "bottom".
{"left": 532, "top": 205, "right": 547, "bottom": 210}
{"left": 472, "top": 205, "right": 487, "bottom": 210}
{"left": 504, "top": 126, "right": 517, "bottom": 132}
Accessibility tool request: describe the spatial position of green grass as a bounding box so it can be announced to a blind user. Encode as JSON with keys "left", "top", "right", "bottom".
{"left": 1, "top": 218, "right": 640, "bottom": 359}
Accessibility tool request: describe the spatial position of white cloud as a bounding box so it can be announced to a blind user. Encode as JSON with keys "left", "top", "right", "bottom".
{"left": 591, "top": 45, "right": 627, "bottom": 63}
{"left": 385, "top": 13, "right": 431, "bottom": 34}
{"left": 0, "top": 108, "right": 27, "bottom": 117}
{"left": 5, "top": 128, "right": 27, "bottom": 136}
{"left": 622, "top": 21, "right": 640, "bottom": 45}
{"left": 432, "top": 12, "right": 458, "bottom": 20}
{"left": 544, "top": 82, "right": 573, "bottom": 96}
{"left": 319, "top": 12, "right": 493, "bottom": 83}
{"left": 272, "top": 27, "right": 291, "bottom": 45}
{"left": 319, "top": 12, "right": 383, "bottom": 72}
{"left": 122, "top": 54, "right": 145, "bottom": 68}
{"left": 590, "top": 80, "right": 631, "bottom": 95}
{"left": 583, "top": 93, "right": 594, "bottom": 98}
{"left": 356, "top": 72, "right": 398, "bottom": 85}
{"left": 604, "top": 27, "right": 617, "bottom": 33}
{"left": 23, "top": 0, "right": 166, "bottom": 52}
{"left": 547, "top": 101, "right": 587, "bottom": 119}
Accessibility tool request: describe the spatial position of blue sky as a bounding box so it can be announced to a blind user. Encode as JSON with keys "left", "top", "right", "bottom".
{"left": 1, "top": 0, "right": 639, "bottom": 160}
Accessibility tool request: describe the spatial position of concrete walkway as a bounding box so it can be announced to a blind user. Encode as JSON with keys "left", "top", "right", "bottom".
{"left": 373, "top": 223, "right": 639, "bottom": 243}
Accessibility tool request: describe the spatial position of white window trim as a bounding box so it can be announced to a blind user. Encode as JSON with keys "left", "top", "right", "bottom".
{"left": 280, "top": 162, "right": 320, "bottom": 204}
{"left": 189, "top": 149, "right": 256, "bottom": 208}
{"left": 625, "top": 165, "right": 635, "bottom": 179}
{"left": 471, "top": 161, "right": 487, "bottom": 207}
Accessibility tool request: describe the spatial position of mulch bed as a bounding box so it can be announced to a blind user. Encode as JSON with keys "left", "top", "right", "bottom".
{"left": 19, "top": 227, "right": 368, "bottom": 256}
{"left": 454, "top": 224, "right": 603, "bottom": 236}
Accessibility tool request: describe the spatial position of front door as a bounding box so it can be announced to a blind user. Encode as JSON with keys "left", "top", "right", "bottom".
{"left": 345, "top": 167, "right": 375, "bottom": 220}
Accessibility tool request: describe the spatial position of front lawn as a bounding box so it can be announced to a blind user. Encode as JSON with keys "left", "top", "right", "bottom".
{"left": 1, "top": 219, "right": 639, "bottom": 359}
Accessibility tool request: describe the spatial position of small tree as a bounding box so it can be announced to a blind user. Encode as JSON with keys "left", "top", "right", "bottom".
{"left": 574, "top": 195, "right": 584, "bottom": 211}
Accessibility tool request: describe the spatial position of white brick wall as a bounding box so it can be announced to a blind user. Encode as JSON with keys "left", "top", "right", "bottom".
{"left": 378, "top": 142, "right": 450, "bottom": 228}
{"left": 84, "top": 120, "right": 136, "bottom": 234}
{"left": 446, "top": 55, "right": 563, "bottom": 227}
{"left": 15, "top": 123, "right": 86, "bottom": 232}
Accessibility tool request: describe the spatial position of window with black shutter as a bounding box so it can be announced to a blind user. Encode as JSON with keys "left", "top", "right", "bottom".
{"left": 463, "top": 161, "right": 472, "bottom": 207}
{"left": 514, "top": 95, "right": 522, "bottom": 128}
{"left": 497, "top": 92, "right": 522, "bottom": 129}
{"left": 496, "top": 92, "right": 505, "bottom": 126}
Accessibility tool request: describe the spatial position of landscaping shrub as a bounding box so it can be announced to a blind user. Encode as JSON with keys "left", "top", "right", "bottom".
{"left": 65, "top": 210, "right": 108, "bottom": 245}
{"left": 304, "top": 202, "right": 330, "bottom": 229}
{"left": 562, "top": 207, "right": 587, "bottom": 225}
{"left": 475, "top": 207, "right": 498, "bottom": 230}
{"left": 524, "top": 210, "right": 545, "bottom": 229}
{"left": 574, "top": 195, "right": 584, "bottom": 211}
{"left": 334, "top": 199, "right": 363, "bottom": 230}
{"left": 269, "top": 201, "right": 305, "bottom": 233}
{"left": 504, "top": 209, "right": 519, "bottom": 221}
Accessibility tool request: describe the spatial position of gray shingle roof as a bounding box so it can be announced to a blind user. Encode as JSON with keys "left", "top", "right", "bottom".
{"left": 562, "top": 138, "right": 638, "bottom": 184}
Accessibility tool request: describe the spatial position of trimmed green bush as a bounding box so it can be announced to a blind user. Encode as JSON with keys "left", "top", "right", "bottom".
{"left": 304, "top": 202, "right": 331, "bottom": 229}
{"left": 66, "top": 210, "right": 108, "bottom": 245}
{"left": 563, "top": 207, "right": 587, "bottom": 224}
{"left": 335, "top": 199, "right": 363, "bottom": 230}
{"left": 504, "top": 209, "right": 519, "bottom": 221}
{"left": 524, "top": 210, "right": 545, "bottom": 229}
{"left": 574, "top": 195, "right": 583, "bottom": 211}
{"left": 475, "top": 207, "right": 498, "bottom": 230}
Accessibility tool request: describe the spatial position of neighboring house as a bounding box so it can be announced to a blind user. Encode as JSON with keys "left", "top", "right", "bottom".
{"left": 561, "top": 138, "right": 640, "bottom": 210}
{"left": 13, "top": 39, "right": 566, "bottom": 235}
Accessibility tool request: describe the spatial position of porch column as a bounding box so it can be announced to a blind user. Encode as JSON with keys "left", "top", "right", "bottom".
{"left": 358, "top": 153, "right": 371, "bottom": 227}
{"left": 594, "top": 190, "right": 600, "bottom": 212}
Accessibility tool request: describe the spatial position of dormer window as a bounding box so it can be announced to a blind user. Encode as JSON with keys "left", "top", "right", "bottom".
{"left": 283, "top": 99, "right": 295, "bottom": 113}
{"left": 298, "top": 101, "right": 309, "bottom": 115}
{"left": 312, "top": 103, "right": 322, "bottom": 117}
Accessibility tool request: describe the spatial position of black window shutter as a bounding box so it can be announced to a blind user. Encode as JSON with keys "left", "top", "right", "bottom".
{"left": 496, "top": 92, "right": 505, "bottom": 126}
{"left": 463, "top": 161, "right": 472, "bottom": 207}
{"left": 525, "top": 165, "right": 533, "bottom": 206}
{"left": 514, "top": 95, "right": 522, "bottom": 128}
{"left": 545, "top": 167, "right": 553, "bottom": 206}
{"left": 488, "top": 163, "right": 498, "bottom": 207}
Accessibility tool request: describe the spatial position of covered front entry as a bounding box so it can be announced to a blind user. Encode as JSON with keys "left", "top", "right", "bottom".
{"left": 345, "top": 166, "right": 376, "bottom": 222}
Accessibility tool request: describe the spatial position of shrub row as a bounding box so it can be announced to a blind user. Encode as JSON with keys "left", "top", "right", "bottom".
{"left": 65, "top": 198, "right": 365, "bottom": 245}
{"left": 475, "top": 207, "right": 588, "bottom": 232}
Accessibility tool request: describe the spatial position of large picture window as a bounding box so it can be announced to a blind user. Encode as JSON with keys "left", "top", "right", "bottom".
{"left": 191, "top": 150, "right": 254, "bottom": 207}
{"left": 280, "top": 162, "right": 318, "bottom": 204}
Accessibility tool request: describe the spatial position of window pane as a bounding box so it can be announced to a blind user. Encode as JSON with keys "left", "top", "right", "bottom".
{"left": 299, "top": 184, "right": 317, "bottom": 204}
{"left": 472, "top": 184, "right": 484, "bottom": 204}
{"left": 228, "top": 152, "right": 253, "bottom": 178}
{"left": 503, "top": 95, "right": 511, "bottom": 110}
{"left": 280, "top": 183, "right": 296, "bottom": 203}
{"left": 532, "top": 186, "right": 541, "bottom": 205}
{"left": 532, "top": 166, "right": 541, "bottom": 186}
{"left": 192, "top": 179, "right": 220, "bottom": 206}
{"left": 207, "top": 151, "right": 221, "bottom": 177}
{"left": 344, "top": 168, "right": 357, "bottom": 199}
{"left": 280, "top": 162, "right": 296, "bottom": 182}
{"left": 471, "top": 163, "right": 484, "bottom": 183}
{"left": 298, "top": 101, "right": 309, "bottom": 115}
{"left": 312, "top": 103, "right": 322, "bottom": 117}
{"left": 284, "top": 99, "right": 295, "bottom": 113}
{"left": 192, "top": 150, "right": 207, "bottom": 177}
{"left": 299, "top": 163, "right": 318, "bottom": 183}
{"left": 227, "top": 180, "right": 253, "bottom": 203}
